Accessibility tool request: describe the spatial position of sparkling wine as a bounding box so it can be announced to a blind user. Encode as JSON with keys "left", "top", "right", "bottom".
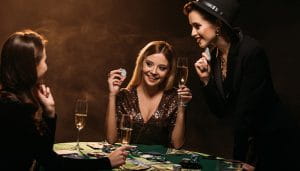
{"left": 75, "top": 113, "right": 87, "bottom": 130}
{"left": 177, "top": 66, "right": 188, "bottom": 86}
{"left": 120, "top": 127, "right": 133, "bottom": 144}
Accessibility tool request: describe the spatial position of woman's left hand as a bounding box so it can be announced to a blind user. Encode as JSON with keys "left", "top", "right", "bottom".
{"left": 37, "top": 84, "right": 55, "bottom": 118}
{"left": 177, "top": 85, "right": 192, "bottom": 105}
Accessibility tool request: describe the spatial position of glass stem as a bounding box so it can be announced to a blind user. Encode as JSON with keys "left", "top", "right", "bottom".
{"left": 76, "top": 129, "right": 80, "bottom": 150}
{"left": 178, "top": 94, "right": 186, "bottom": 107}
{"left": 178, "top": 94, "right": 182, "bottom": 105}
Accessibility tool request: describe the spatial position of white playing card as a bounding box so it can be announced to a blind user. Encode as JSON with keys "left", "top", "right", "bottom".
{"left": 204, "top": 47, "right": 211, "bottom": 61}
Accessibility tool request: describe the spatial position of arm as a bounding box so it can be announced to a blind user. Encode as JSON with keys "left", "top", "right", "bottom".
{"left": 105, "top": 69, "right": 126, "bottom": 144}
{"left": 194, "top": 52, "right": 227, "bottom": 117}
{"left": 41, "top": 115, "right": 57, "bottom": 149}
{"left": 171, "top": 106, "right": 185, "bottom": 149}
{"left": 171, "top": 86, "right": 192, "bottom": 149}
{"left": 234, "top": 48, "right": 273, "bottom": 125}
{"left": 0, "top": 91, "right": 60, "bottom": 170}
{"left": 36, "top": 84, "right": 57, "bottom": 147}
{"left": 232, "top": 47, "right": 272, "bottom": 163}
{"left": 202, "top": 77, "right": 227, "bottom": 117}
{"left": 105, "top": 94, "right": 119, "bottom": 144}
{"left": 58, "top": 145, "right": 132, "bottom": 170}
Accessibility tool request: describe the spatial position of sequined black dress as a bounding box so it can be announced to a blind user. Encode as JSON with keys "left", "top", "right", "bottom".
{"left": 116, "top": 87, "right": 178, "bottom": 147}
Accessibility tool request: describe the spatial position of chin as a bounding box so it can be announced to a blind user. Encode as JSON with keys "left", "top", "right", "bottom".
{"left": 146, "top": 81, "right": 158, "bottom": 87}
{"left": 37, "top": 72, "right": 47, "bottom": 80}
{"left": 198, "top": 43, "right": 207, "bottom": 49}
{"left": 144, "top": 79, "right": 160, "bottom": 87}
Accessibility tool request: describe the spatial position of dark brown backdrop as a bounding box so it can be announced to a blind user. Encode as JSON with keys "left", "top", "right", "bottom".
{"left": 0, "top": 0, "right": 299, "bottom": 159}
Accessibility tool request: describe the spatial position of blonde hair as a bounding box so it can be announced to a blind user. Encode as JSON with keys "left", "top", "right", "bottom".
{"left": 126, "top": 41, "right": 176, "bottom": 91}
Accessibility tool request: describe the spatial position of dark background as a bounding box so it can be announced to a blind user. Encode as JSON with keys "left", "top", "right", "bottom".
{"left": 0, "top": 0, "right": 299, "bottom": 159}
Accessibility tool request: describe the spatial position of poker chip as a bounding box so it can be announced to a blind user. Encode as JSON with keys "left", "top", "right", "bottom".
{"left": 120, "top": 68, "right": 127, "bottom": 77}
{"left": 140, "top": 154, "right": 153, "bottom": 159}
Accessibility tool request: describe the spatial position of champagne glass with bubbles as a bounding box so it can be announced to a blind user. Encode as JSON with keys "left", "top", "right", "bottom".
{"left": 120, "top": 114, "right": 133, "bottom": 145}
{"left": 176, "top": 57, "right": 189, "bottom": 106}
{"left": 73, "top": 98, "right": 88, "bottom": 150}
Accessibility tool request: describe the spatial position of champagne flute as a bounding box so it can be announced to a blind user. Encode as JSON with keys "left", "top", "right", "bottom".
{"left": 73, "top": 98, "right": 88, "bottom": 150}
{"left": 119, "top": 114, "right": 133, "bottom": 145}
{"left": 177, "top": 57, "right": 189, "bottom": 106}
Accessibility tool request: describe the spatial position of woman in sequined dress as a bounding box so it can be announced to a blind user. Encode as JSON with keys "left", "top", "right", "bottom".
{"left": 105, "top": 41, "right": 192, "bottom": 149}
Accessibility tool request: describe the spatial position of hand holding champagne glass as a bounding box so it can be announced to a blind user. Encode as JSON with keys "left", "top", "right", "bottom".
{"left": 177, "top": 57, "right": 189, "bottom": 106}
{"left": 120, "top": 114, "right": 133, "bottom": 145}
{"left": 74, "top": 98, "right": 88, "bottom": 150}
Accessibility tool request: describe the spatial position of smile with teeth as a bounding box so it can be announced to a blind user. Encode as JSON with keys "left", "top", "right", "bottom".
{"left": 195, "top": 37, "right": 201, "bottom": 43}
{"left": 147, "top": 74, "right": 159, "bottom": 82}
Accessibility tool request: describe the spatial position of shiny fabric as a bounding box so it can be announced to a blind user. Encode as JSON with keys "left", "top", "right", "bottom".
{"left": 116, "top": 87, "right": 178, "bottom": 147}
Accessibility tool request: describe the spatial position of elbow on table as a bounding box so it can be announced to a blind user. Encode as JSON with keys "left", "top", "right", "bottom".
{"left": 106, "top": 135, "right": 118, "bottom": 144}
{"left": 172, "top": 140, "right": 184, "bottom": 149}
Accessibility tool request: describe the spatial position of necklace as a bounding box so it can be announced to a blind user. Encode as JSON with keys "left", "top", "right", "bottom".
{"left": 216, "top": 48, "right": 227, "bottom": 81}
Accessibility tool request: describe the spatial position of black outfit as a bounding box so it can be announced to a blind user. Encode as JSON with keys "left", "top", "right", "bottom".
{"left": 196, "top": 31, "right": 299, "bottom": 170}
{"left": 0, "top": 90, "right": 111, "bottom": 171}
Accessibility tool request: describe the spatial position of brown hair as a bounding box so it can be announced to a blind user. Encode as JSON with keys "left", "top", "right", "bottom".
{"left": 183, "top": 1, "right": 238, "bottom": 42}
{"left": 0, "top": 29, "right": 48, "bottom": 134}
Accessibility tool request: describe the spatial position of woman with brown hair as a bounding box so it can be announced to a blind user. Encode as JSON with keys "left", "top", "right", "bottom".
{"left": 0, "top": 30, "right": 130, "bottom": 171}
{"left": 183, "top": 0, "right": 298, "bottom": 170}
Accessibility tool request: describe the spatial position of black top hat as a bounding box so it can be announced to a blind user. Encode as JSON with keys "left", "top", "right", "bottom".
{"left": 186, "top": 0, "right": 239, "bottom": 29}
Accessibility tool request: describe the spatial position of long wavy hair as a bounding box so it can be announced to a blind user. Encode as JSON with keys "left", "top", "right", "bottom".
{"left": 0, "top": 30, "right": 47, "bottom": 133}
{"left": 126, "top": 41, "right": 176, "bottom": 91}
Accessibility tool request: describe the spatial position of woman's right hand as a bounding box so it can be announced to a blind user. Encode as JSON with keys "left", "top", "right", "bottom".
{"left": 242, "top": 163, "right": 255, "bottom": 171}
{"left": 194, "top": 52, "right": 211, "bottom": 86}
{"left": 37, "top": 84, "right": 55, "bottom": 118}
{"left": 108, "top": 145, "right": 131, "bottom": 168}
{"left": 107, "top": 69, "right": 126, "bottom": 96}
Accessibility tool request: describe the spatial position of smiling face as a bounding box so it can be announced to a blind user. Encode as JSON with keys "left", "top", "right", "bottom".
{"left": 126, "top": 41, "right": 176, "bottom": 91}
{"left": 188, "top": 10, "right": 218, "bottom": 48}
{"left": 141, "top": 53, "right": 170, "bottom": 88}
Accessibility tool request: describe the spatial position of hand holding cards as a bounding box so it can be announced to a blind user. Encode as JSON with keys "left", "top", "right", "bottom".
{"left": 204, "top": 47, "right": 211, "bottom": 61}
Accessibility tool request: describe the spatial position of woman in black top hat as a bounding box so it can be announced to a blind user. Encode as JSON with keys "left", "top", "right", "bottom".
{"left": 0, "top": 30, "right": 131, "bottom": 171}
{"left": 183, "top": 0, "right": 298, "bottom": 170}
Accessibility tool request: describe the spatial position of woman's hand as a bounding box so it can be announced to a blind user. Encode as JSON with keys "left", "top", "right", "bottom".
{"left": 242, "top": 163, "right": 255, "bottom": 171}
{"left": 108, "top": 145, "right": 131, "bottom": 168}
{"left": 177, "top": 85, "right": 192, "bottom": 105}
{"left": 37, "top": 84, "right": 55, "bottom": 118}
{"left": 194, "top": 52, "right": 211, "bottom": 86}
{"left": 107, "top": 69, "right": 126, "bottom": 96}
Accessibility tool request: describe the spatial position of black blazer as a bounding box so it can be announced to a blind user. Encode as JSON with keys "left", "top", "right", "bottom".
{"left": 199, "top": 32, "right": 298, "bottom": 170}
{"left": 0, "top": 90, "right": 111, "bottom": 171}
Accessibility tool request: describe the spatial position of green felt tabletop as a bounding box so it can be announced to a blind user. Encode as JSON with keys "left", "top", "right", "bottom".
{"left": 54, "top": 142, "right": 223, "bottom": 171}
